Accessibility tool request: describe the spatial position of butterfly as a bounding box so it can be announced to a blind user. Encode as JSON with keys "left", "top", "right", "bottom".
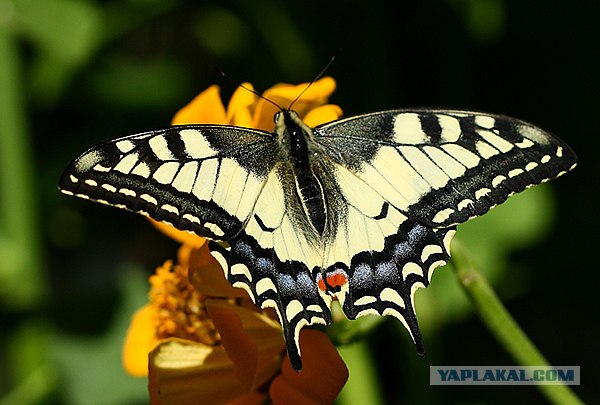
{"left": 59, "top": 94, "right": 577, "bottom": 371}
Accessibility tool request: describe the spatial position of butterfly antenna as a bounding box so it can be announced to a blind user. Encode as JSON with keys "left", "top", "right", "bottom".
{"left": 215, "top": 67, "right": 283, "bottom": 111}
{"left": 287, "top": 49, "right": 341, "bottom": 111}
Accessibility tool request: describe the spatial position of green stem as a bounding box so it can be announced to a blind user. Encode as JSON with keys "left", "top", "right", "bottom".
{"left": 450, "top": 240, "right": 583, "bottom": 405}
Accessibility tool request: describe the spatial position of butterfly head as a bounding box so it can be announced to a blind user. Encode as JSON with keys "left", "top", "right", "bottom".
{"left": 274, "top": 110, "right": 317, "bottom": 157}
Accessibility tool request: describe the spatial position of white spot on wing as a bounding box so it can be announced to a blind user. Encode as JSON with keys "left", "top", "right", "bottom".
{"left": 393, "top": 113, "right": 427, "bottom": 144}
{"left": 475, "top": 187, "right": 491, "bottom": 200}
{"left": 421, "top": 244, "right": 443, "bottom": 262}
{"left": 402, "top": 262, "right": 423, "bottom": 278}
{"left": 428, "top": 260, "right": 448, "bottom": 282}
{"left": 286, "top": 300, "right": 304, "bottom": 321}
{"left": 119, "top": 188, "right": 136, "bottom": 197}
{"left": 172, "top": 161, "right": 198, "bottom": 193}
{"left": 131, "top": 162, "right": 151, "bottom": 178}
{"left": 475, "top": 141, "right": 499, "bottom": 159}
{"left": 231, "top": 263, "right": 252, "bottom": 281}
{"left": 307, "top": 304, "right": 323, "bottom": 313}
{"left": 492, "top": 175, "right": 506, "bottom": 188}
{"left": 235, "top": 173, "right": 263, "bottom": 220}
{"left": 140, "top": 194, "right": 158, "bottom": 206}
{"left": 153, "top": 162, "right": 180, "bottom": 184}
{"left": 508, "top": 168, "right": 524, "bottom": 178}
{"left": 443, "top": 230, "right": 455, "bottom": 253}
{"left": 525, "top": 162, "right": 538, "bottom": 171}
{"left": 441, "top": 144, "right": 480, "bottom": 168}
{"left": 161, "top": 204, "right": 179, "bottom": 215}
{"left": 93, "top": 164, "right": 111, "bottom": 172}
{"left": 432, "top": 208, "right": 454, "bottom": 223}
{"left": 475, "top": 115, "right": 496, "bottom": 129}
{"left": 149, "top": 135, "right": 174, "bottom": 160}
{"left": 232, "top": 281, "right": 255, "bottom": 301}
{"left": 116, "top": 140, "right": 135, "bottom": 153}
{"left": 457, "top": 199, "right": 474, "bottom": 211}
{"left": 438, "top": 115, "right": 462, "bottom": 142}
{"left": 114, "top": 153, "right": 139, "bottom": 174}
{"left": 205, "top": 222, "right": 224, "bottom": 237}
{"left": 356, "top": 308, "right": 380, "bottom": 318}
{"left": 515, "top": 138, "right": 534, "bottom": 149}
{"left": 192, "top": 159, "right": 218, "bottom": 200}
{"left": 256, "top": 278, "right": 277, "bottom": 296}
{"left": 379, "top": 288, "right": 405, "bottom": 307}
{"left": 354, "top": 296, "right": 377, "bottom": 306}
{"left": 183, "top": 213, "right": 200, "bottom": 224}
{"left": 478, "top": 129, "right": 513, "bottom": 153}
{"left": 179, "top": 129, "right": 217, "bottom": 158}
{"left": 210, "top": 248, "right": 230, "bottom": 278}
{"left": 212, "top": 158, "right": 246, "bottom": 214}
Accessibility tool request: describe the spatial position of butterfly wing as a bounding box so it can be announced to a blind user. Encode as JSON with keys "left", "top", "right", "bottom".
{"left": 209, "top": 164, "right": 335, "bottom": 371}
{"left": 315, "top": 109, "right": 577, "bottom": 227}
{"left": 316, "top": 161, "right": 455, "bottom": 351}
{"left": 59, "top": 125, "right": 278, "bottom": 240}
{"left": 313, "top": 109, "right": 576, "bottom": 348}
{"left": 60, "top": 125, "right": 333, "bottom": 371}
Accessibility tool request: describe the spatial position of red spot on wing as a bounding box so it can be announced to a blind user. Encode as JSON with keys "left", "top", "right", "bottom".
{"left": 329, "top": 273, "right": 347, "bottom": 288}
{"left": 317, "top": 270, "right": 349, "bottom": 293}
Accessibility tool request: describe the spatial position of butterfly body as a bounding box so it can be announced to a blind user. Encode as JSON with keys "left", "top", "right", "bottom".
{"left": 60, "top": 106, "right": 576, "bottom": 371}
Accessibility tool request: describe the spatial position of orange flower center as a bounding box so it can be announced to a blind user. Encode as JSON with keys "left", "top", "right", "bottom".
{"left": 150, "top": 260, "right": 220, "bottom": 345}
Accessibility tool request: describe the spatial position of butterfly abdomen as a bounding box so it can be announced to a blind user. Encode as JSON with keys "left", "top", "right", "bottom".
{"left": 277, "top": 110, "right": 329, "bottom": 236}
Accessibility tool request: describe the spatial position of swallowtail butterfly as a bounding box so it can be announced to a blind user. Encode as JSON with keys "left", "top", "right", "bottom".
{"left": 59, "top": 94, "right": 576, "bottom": 371}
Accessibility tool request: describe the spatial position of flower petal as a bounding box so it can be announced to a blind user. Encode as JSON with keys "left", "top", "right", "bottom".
{"left": 226, "top": 83, "right": 257, "bottom": 127}
{"left": 171, "top": 85, "right": 227, "bottom": 125}
{"left": 303, "top": 104, "right": 343, "bottom": 127}
{"left": 123, "top": 305, "right": 160, "bottom": 377}
{"left": 149, "top": 219, "right": 206, "bottom": 249}
{"left": 206, "top": 298, "right": 284, "bottom": 393}
{"left": 188, "top": 244, "right": 249, "bottom": 299}
{"left": 149, "top": 338, "right": 244, "bottom": 405}
{"left": 252, "top": 77, "right": 337, "bottom": 131}
{"left": 269, "top": 329, "right": 348, "bottom": 405}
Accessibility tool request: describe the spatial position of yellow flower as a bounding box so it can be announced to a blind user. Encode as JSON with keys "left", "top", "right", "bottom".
{"left": 123, "top": 78, "right": 348, "bottom": 404}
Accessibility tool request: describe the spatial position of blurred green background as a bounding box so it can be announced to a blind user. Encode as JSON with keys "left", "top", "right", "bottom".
{"left": 0, "top": 0, "right": 597, "bottom": 404}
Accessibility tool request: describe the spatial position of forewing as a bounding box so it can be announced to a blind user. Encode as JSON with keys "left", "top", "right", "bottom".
{"left": 314, "top": 109, "right": 577, "bottom": 227}
{"left": 59, "top": 125, "right": 277, "bottom": 240}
